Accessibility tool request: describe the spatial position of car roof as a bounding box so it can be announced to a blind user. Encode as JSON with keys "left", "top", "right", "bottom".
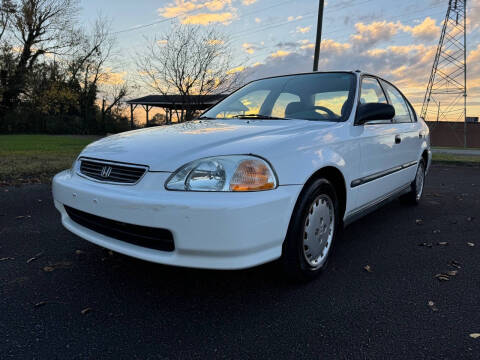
{"left": 252, "top": 70, "right": 358, "bottom": 82}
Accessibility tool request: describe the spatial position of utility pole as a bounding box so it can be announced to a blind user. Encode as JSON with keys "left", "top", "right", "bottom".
{"left": 312, "top": 0, "right": 324, "bottom": 71}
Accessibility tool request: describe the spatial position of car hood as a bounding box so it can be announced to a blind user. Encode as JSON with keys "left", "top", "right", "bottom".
{"left": 80, "top": 119, "right": 336, "bottom": 171}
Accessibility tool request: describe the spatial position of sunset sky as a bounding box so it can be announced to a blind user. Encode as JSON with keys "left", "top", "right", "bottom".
{"left": 79, "top": 0, "right": 480, "bottom": 119}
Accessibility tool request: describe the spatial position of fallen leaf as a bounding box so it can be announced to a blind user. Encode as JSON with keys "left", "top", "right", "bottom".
{"left": 0, "top": 257, "right": 14, "bottom": 261}
{"left": 437, "top": 242, "right": 448, "bottom": 246}
{"left": 470, "top": 333, "right": 480, "bottom": 339}
{"left": 81, "top": 307, "right": 92, "bottom": 315}
{"left": 467, "top": 242, "right": 475, "bottom": 247}
{"left": 75, "top": 250, "right": 85, "bottom": 255}
{"left": 415, "top": 219, "right": 424, "bottom": 225}
{"left": 449, "top": 260, "right": 462, "bottom": 269}
{"left": 108, "top": 250, "right": 114, "bottom": 256}
{"left": 43, "top": 261, "right": 72, "bottom": 272}
{"left": 433, "top": 229, "right": 441, "bottom": 234}
{"left": 434, "top": 273, "right": 450, "bottom": 281}
{"left": 34, "top": 301, "right": 47, "bottom": 308}
{"left": 418, "top": 242, "right": 433, "bottom": 248}
{"left": 447, "top": 270, "right": 458, "bottom": 276}
{"left": 363, "top": 265, "right": 373, "bottom": 273}
{"left": 26, "top": 252, "right": 43, "bottom": 264}
{"left": 427, "top": 300, "right": 438, "bottom": 312}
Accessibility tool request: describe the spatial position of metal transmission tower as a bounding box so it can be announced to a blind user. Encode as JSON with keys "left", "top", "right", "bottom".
{"left": 421, "top": 0, "right": 467, "bottom": 145}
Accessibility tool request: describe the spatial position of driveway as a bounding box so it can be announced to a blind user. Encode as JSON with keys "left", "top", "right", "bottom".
{"left": 1, "top": 164, "right": 479, "bottom": 359}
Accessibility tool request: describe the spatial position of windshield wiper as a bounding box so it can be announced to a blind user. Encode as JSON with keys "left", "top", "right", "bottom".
{"left": 231, "top": 114, "right": 288, "bottom": 120}
{"left": 197, "top": 116, "right": 215, "bottom": 119}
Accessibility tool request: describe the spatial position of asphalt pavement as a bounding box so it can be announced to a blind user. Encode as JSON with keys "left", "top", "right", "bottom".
{"left": 1, "top": 164, "right": 479, "bottom": 359}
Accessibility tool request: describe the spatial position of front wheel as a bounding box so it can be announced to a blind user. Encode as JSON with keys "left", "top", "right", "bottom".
{"left": 281, "top": 178, "right": 340, "bottom": 282}
{"left": 401, "top": 159, "right": 426, "bottom": 205}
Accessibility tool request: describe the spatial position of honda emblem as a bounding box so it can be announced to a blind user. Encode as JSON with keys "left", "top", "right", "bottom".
{"left": 100, "top": 166, "right": 112, "bottom": 178}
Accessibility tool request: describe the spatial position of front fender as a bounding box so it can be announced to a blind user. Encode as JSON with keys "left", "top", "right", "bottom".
{"left": 266, "top": 141, "right": 359, "bottom": 215}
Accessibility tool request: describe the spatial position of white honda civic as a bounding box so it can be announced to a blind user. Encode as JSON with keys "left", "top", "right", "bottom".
{"left": 52, "top": 71, "right": 431, "bottom": 280}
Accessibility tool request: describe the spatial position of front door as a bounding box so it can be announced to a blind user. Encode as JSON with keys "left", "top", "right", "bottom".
{"left": 350, "top": 76, "right": 407, "bottom": 210}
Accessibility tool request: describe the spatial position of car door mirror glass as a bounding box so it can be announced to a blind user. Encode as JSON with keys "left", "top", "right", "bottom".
{"left": 356, "top": 103, "right": 395, "bottom": 125}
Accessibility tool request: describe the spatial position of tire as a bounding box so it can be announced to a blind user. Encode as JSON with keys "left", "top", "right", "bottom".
{"left": 281, "top": 178, "right": 340, "bottom": 282}
{"left": 401, "top": 159, "right": 426, "bottom": 205}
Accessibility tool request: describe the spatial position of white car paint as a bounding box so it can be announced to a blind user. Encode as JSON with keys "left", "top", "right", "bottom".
{"left": 52, "top": 71, "right": 431, "bottom": 269}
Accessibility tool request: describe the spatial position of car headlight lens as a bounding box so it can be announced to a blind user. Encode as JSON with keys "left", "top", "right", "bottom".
{"left": 165, "top": 155, "right": 277, "bottom": 192}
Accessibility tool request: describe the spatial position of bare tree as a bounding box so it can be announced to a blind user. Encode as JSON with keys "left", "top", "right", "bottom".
{"left": 0, "top": 0, "right": 79, "bottom": 115}
{"left": 64, "top": 15, "right": 119, "bottom": 132}
{"left": 68, "top": 16, "right": 115, "bottom": 89}
{"left": 0, "top": 0, "right": 15, "bottom": 42}
{"left": 101, "top": 82, "right": 128, "bottom": 132}
{"left": 136, "top": 25, "right": 241, "bottom": 122}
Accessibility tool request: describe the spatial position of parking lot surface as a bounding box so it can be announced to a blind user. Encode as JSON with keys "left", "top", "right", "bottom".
{"left": 1, "top": 164, "right": 479, "bottom": 359}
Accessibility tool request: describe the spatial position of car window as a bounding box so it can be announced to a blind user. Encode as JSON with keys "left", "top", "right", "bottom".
{"left": 406, "top": 101, "right": 417, "bottom": 122}
{"left": 314, "top": 91, "right": 350, "bottom": 116}
{"left": 360, "top": 77, "right": 387, "bottom": 104}
{"left": 202, "top": 72, "right": 356, "bottom": 122}
{"left": 214, "top": 89, "right": 271, "bottom": 118}
{"left": 271, "top": 92, "right": 300, "bottom": 118}
{"left": 381, "top": 81, "right": 412, "bottom": 123}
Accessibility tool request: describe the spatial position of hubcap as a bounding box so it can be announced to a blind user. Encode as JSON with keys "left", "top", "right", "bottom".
{"left": 415, "top": 163, "right": 425, "bottom": 201}
{"left": 303, "top": 194, "right": 335, "bottom": 268}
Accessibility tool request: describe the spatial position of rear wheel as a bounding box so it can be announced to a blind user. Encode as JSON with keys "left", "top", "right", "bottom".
{"left": 401, "top": 159, "right": 425, "bottom": 205}
{"left": 282, "top": 178, "right": 340, "bottom": 282}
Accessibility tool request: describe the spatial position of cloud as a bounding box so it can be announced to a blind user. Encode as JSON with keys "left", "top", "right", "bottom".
{"left": 182, "top": 12, "right": 235, "bottom": 25}
{"left": 300, "top": 43, "right": 315, "bottom": 49}
{"left": 296, "top": 26, "right": 311, "bottom": 33}
{"left": 207, "top": 39, "right": 225, "bottom": 45}
{"left": 242, "top": 42, "right": 256, "bottom": 54}
{"left": 269, "top": 50, "right": 291, "bottom": 58}
{"left": 288, "top": 15, "right": 303, "bottom": 22}
{"left": 351, "top": 20, "right": 400, "bottom": 47}
{"left": 242, "top": 42, "right": 264, "bottom": 54}
{"left": 159, "top": 0, "right": 236, "bottom": 25}
{"left": 242, "top": 0, "right": 257, "bottom": 5}
{"left": 275, "top": 41, "right": 298, "bottom": 49}
{"left": 403, "top": 17, "right": 440, "bottom": 41}
{"left": 227, "top": 65, "right": 245, "bottom": 74}
{"left": 98, "top": 69, "right": 127, "bottom": 86}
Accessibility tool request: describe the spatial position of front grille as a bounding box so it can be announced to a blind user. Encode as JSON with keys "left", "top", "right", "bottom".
{"left": 64, "top": 206, "right": 175, "bottom": 252}
{"left": 79, "top": 159, "right": 147, "bottom": 184}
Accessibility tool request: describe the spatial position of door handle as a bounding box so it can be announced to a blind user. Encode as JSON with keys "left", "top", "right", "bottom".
{"left": 395, "top": 135, "right": 401, "bottom": 144}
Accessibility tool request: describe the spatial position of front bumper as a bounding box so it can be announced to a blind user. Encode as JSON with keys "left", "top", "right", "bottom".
{"left": 52, "top": 170, "right": 301, "bottom": 269}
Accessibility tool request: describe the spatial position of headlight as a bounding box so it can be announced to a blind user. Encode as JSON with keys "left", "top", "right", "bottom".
{"left": 165, "top": 155, "right": 277, "bottom": 192}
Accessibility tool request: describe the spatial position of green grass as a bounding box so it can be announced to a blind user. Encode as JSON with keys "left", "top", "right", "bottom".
{"left": 0, "top": 135, "right": 99, "bottom": 185}
{"left": 432, "top": 152, "right": 480, "bottom": 164}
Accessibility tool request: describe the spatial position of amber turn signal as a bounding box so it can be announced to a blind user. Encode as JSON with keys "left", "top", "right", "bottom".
{"left": 230, "top": 159, "right": 275, "bottom": 191}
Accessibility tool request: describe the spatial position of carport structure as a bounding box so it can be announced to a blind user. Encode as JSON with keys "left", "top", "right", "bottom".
{"left": 126, "top": 94, "right": 226, "bottom": 128}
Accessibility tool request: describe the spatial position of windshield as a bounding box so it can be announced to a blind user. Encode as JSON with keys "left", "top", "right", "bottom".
{"left": 202, "top": 72, "right": 356, "bottom": 122}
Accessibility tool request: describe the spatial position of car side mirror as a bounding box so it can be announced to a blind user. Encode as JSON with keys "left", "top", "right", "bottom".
{"left": 355, "top": 103, "right": 395, "bottom": 125}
